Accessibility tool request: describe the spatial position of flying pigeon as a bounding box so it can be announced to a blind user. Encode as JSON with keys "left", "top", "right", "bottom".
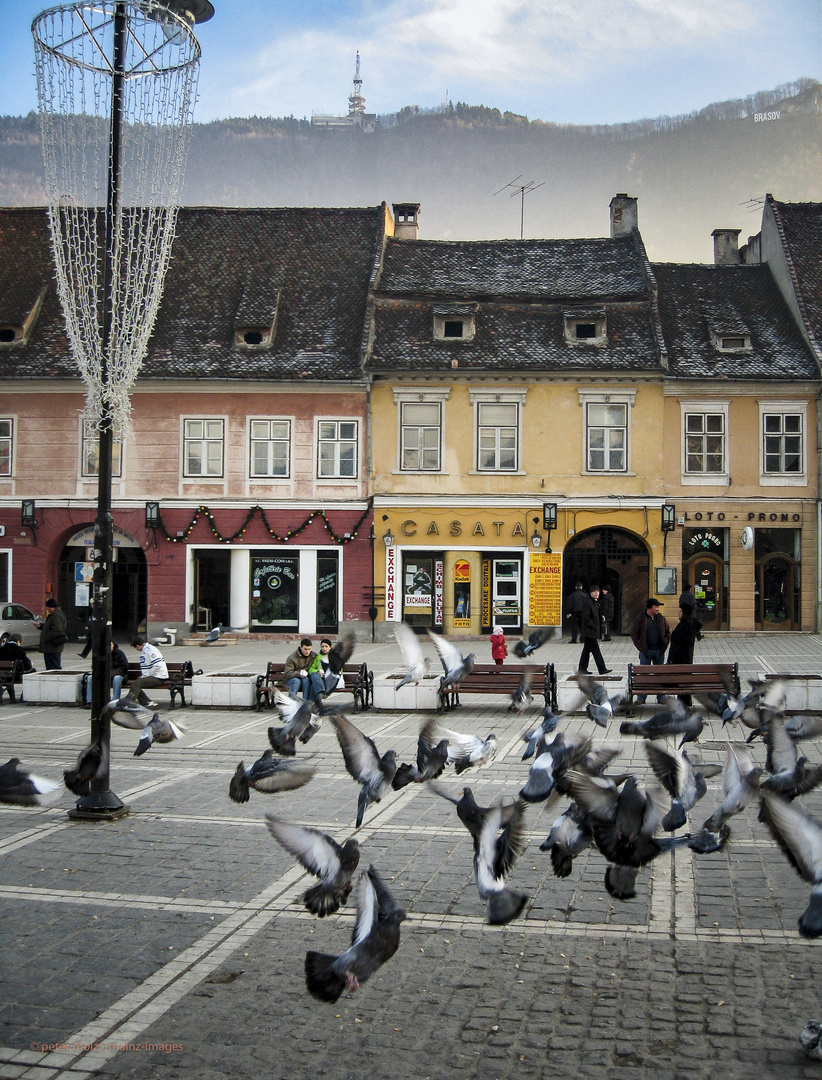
{"left": 0, "top": 757, "right": 60, "bottom": 806}
{"left": 519, "top": 731, "right": 592, "bottom": 803}
{"left": 540, "top": 801, "right": 593, "bottom": 878}
{"left": 229, "top": 751, "right": 315, "bottom": 803}
{"left": 304, "top": 865, "right": 406, "bottom": 1002}
{"left": 443, "top": 728, "right": 497, "bottom": 774}
{"left": 800, "top": 1020, "right": 822, "bottom": 1060}
{"left": 619, "top": 699, "right": 705, "bottom": 747}
{"left": 575, "top": 672, "right": 627, "bottom": 728}
{"left": 512, "top": 626, "right": 556, "bottom": 658}
{"left": 569, "top": 771, "right": 668, "bottom": 869}
{"left": 474, "top": 800, "right": 530, "bottom": 924}
{"left": 265, "top": 814, "right": 360, "bottom": 916}
{"left": 393, "top": 622, "right": 430, "bottom": 691}
{"left": 427, "top": 629, "right": 475, "bottom": 690}
{"left": 134, "top": 713, "right": 187, "bottom": 756}
{"left": 326, "top": 631, "right": 356, "bottom": 677}
{"left": 268, "top": 688, "right": 320, "bottom": 756}
{"left": 101, "top": 695, "right": 152, "bottom": 726}
{"left": 392, "top": 718, "right": 449, "bottom": 789}
{"left": 760, "top": 711, "right": 822, "bottom": 800}
{"left": 759, "top": 792, "right": 822, "bottom": 938}
{"left": 508, "top": 668, "right": 534, "bottom": 714}
{"left": 427, "top": 783, "right": 519, "bottom": 849}
{"left": 785, "top": 714, "right": 822, "bottom": 742}
{"left": 329, "top": 711, "right": 397, "bottom": 827}
{"left": 521, "top": 708, "right": 563, "bottom": 760}
{"left": 644, "top": 742, "right": 722, "bottom": 831}
{"left": 63, "top": 741, "right": 108, "bottom": 797}
{"left": 701, "top": 743, "right": 761, "bottom": 832}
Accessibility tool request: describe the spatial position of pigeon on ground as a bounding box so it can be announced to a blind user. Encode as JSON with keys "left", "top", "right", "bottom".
{"left": 519, "top": 731, "right": 593, "bottom": 803}
{"left": 575, "top": 672, "right": 627, "bottom": 728}
{"left": 474, "top": 800, "right": 530, "bottom": 924}
{"left": 329, "top": 712, "right": 397, "bottom": 827}
{"left": 202, "top": 626, "right": 221, "bottom": 644}
{"left": 0, "top": 757, "right": 61, "bottom": 806}
{"left": 540, "top": 801, "right": 593, "bottom": 878}
{"left": 427, "top": 630, "right": 475, "bottom": 691}
{"left": 392, "top": 718, "right": 449, "bottom": 789}
{"left": 229, "top": 751, "right": 315, "bottom": 803}
{"left": 760, "top": 711, "right": 822, "bottom": 800}
{"left": 393, "top": 622, "right": 430, "bottom": 691}
{"left": 63, "top": 741, "right": 108, "bottom": 797}
{"left": 508, "top": 668, "right": 534, "bottom": 714}
{"left": 268, "top": 688, "right": 320, "bottom": 756}
{"left": 443, "top": 728, "right": 497, "bottom": 774}
{"left": 521, "top": 708, "right": 563, "bottom": 760}
{"left": 644, "top": 742, "right": 722, "bottom": 831}
{"left": 134, "top": 713, "right": 187, "bottom": 756}
{"left": 701, "top": 744, "right": 761, "bottom": 832}
{"left": 512, "top": 627, "right": 556, "bottom": 658}
{"left": 265, "top": 814, "right": 360, "bottom": 916}
{"left": 620, "top": 699, "right": 705, "bottom": 747}
{"left": 800, "top": 1020, "right": 822, "bottom": 1060}
{"left": 785, "top": 714, "right": 822, "bottom": 742}
{"left": 759, "top": 792, "right": 822, "bottom": 938}
{"left": 304, "top": 865, "right": 406, "bottom": 1002}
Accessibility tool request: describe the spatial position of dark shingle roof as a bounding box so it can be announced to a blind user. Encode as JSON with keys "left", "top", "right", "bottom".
{"left": 377, "top": 235, "right": 651, "bottom": 300}
{"left": 653, "top": 262, "right": 817, "bottom": 380}
{"left": 0, "top": 206, "right": 385, "bottom": 382}
{"left": 769, "top": 198, "right": 822, "bottom": 355}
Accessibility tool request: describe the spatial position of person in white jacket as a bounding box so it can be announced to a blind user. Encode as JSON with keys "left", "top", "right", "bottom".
{"left": 124, "top": 635, "right": 169, "bottom": 708}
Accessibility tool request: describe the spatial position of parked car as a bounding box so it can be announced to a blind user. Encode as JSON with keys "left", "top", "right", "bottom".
{"left": 0, "top": 602, "right": 41, "bottom": 649}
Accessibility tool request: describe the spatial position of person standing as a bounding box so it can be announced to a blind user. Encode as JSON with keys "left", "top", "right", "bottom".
{"left": 490, "top": 624, "right": 507, "bottom": 666}
{"left": 578, "top": 585, "right": 612, "bottom": 676}
{"left": 565, "top": 582, "right": 586, "bottom": 644}
{"left": 78, "top": 611, "right": 92, "bottom": 659}
{"left": 630, "top": 598, "right": 671, "bottom": 703}
{"left": 125, "top": 635, "right": 168, "bottom": 709}
{"left": 667, "top": 594, "right": 703, "bottom": 706}
{"left": 39, "top": 598, "right": 67, "bottom": 671}
{"left": 599, "top": 585, "right": 615, "bottom": 641}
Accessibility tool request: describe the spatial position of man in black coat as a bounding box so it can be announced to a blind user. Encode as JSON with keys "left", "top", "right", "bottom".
{"left": 0, "top": 633, "right": 34, "bottom": 702}
{"left": 577, "top": 585, "right": 612, "bottom": 676}
{"left": 565, "top": 582, "right": 586, "bottom": 644}
{"left": 599, "top": 585, "right": 615, "bottom": 641}
{"left": 39, "top": 599, "right": 67, "bottom": 671}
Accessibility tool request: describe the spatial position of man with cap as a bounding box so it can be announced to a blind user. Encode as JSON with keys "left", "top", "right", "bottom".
{"left": 565, "top": 581, "right": 586, "bottom": 644}
{"left": 630, "top": 598, "right": 671, "bottom": 703}
{"left": 578, "top": 585, "right": 612, "bottom": 676}
{"left": 39, "top": 598, "right": 67, "bottom": 671}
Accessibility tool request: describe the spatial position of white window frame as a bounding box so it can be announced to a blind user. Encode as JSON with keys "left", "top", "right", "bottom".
{"left": 316, "top": 418, "right": 359, "bottom": 480}
{"left": 759, "top": 401, "right": 807, "bottom": 487}
{"left": 680, "top": 400, "right": 729, "bottom": 485}
{"left": 248, "top": 417, "right": 291, "bottom": 480}
{"left": 183, "top": 417, "right": 225, "bottom": 478}
{"left": 81, "top": 419, "right": 123, "bottom": 478}
{"left": 578, "top": 390, "right": 635, "bottom": 475}
{"left": 433, "top": 313, "right": 475, "bottom": 342}
{"left": 0, "top": 417, "right": 13, "bottom": 477}
{"left": 393, "top": 387, "right": 450, "bottom": 474}
{"left": 469, "top": 389, "right": 526, "bottom": 474}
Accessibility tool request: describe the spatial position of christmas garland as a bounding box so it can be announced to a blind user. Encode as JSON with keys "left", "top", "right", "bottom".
{"left": 151, "top": 499, "right": 373, "bottom": 545}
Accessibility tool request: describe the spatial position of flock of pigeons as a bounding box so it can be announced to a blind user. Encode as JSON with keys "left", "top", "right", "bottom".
{"left": 3, "top": 626, "right": 822, "bottom": 1049}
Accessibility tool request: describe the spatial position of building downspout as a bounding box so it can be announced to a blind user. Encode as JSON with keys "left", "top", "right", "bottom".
{"left": 817, "top": 386, "right": 821, "bottom": 633}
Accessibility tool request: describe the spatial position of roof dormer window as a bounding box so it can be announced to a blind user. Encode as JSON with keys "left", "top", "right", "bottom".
{"left": 564, "top": 309, "right": 606, "bottom": 346}
{"left": 716, "top": 334, "right": 750, "bottom": 352}
{"left": 433, "top": 303, "right": 477, "bottom": 343}
{"left": 234, "top": 283, "right": 280, "bottom": 350}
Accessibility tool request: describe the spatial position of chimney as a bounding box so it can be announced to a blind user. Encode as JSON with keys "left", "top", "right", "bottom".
{"left": 711, "top": 228, "right": 742, "bottom": 265}
{"left": 609, "top": 193, "right": 638, "bottom": 238}
{"left": 392, "top": 202, "right": 420, "bottom": 240}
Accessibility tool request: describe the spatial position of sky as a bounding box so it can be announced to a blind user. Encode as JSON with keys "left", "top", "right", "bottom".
{"left": 3, "top": 0, "right": 820, "bottom": 126}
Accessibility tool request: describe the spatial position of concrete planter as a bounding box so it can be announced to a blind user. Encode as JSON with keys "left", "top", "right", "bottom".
{"left": 373, "top": 673, "right": 440, "bottom": 711}
{"left": 557, "top": 674, "right": 627, "bottom": 713}
{"left": 22, "top": 670, "right": 85, "bottom": 705}
{"left": 757, "top": 674, "right": 822, "bottom": 713}
{"left": 190, "top": 672, "right": 257, "bottom": 708}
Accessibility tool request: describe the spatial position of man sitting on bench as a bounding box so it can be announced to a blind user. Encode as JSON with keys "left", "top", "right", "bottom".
{"left": 125, "top": 636, "right": 168, "bottom": 709}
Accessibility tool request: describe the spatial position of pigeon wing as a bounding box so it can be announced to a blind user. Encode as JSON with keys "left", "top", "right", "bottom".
{"left": 330, "top": 712, "right": 382, "bottom": 784}
{"left": 265, "top": 815, "right": 343, "bottom": 880}
{"left": 760, "top": 793, "right": 822, "bottom": 885}
{"left": 426, "top": 630, "right": 464, "bottom": 678}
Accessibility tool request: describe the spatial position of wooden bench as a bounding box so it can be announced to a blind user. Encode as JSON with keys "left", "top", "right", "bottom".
{"left": 124, "top": 660, "right": 202, "bottom": 709}
{"left": 439, "top": 662, "right": 557, "bottom": 713}
{"left": 255, "top": 661, "right": 373, "bottom": 712}
{"left": 0, "top": 659, "right": 20, "bottom": 703}
{"left": 626, "top": 662, "right": 740, "bottom": 710}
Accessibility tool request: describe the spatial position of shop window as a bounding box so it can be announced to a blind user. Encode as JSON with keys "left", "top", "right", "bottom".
{"left": 184, "top": 418, "right": 224, "bottom": 478}
{"left": 249, "top": 418, "right": 290, "bottom": 478}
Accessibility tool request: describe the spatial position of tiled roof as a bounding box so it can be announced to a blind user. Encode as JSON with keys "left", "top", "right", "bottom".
{"left": 377, "top": 235, "right": 651, "bottom": 300}
{"left": 768, "top": 198, "right": 822, "bottom": 358}
{"left": 367, "top": 299, "right": 663, "bottom": 373}
{"left": 653, "top": 262, "right": 817, "bottom": 380}
{"left": 0, "top": 206, "right": 385, "bottom": 383}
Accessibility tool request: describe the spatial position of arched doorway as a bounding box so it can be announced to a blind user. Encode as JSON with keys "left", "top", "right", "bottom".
{"left": 685, "top": 552, "right": 724, "bottom": 631}
{"left": 563, "top": 527, "right": 650, "bottom": 636}
{"left": 757, "top": 554, "right": 797, "bottom": 629}
{"left": 58, "top": 526, "right": 147, "bottom": 642}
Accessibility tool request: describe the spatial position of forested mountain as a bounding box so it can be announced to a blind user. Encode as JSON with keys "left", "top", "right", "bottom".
{"left": 1, "top": 78, "right": 819, "bottom": 262}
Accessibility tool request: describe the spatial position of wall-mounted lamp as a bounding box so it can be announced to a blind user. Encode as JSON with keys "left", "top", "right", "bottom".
{"left": 145, "top": 501, "right": 160, "bottom": 529}
{"left": 530, "top": 515, "right": 542, "bottom": 549}
{"left": 383, "top": 531, "right": 395, "bottom": 548}
{"left": 661, "top": 504, "right": 676, "bottom": 532}
{"left": 542, "top": 502, "right": 557, "bottom": 553}
{"left": 21, "top": 499, "right": 36, "bottom": 527}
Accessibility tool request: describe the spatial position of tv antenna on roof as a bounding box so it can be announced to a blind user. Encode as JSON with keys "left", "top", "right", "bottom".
{"left": 494, "top": 175, "right": 545, "bottom": 239}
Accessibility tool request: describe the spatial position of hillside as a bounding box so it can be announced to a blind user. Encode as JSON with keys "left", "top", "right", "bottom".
{"left": 1, "top": 79, "right": 820, "bottom": 262}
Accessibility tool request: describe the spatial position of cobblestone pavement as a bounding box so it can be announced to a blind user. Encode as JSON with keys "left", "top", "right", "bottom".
{"left": 1, "top": 633, "right": 822, "bottom": 1079}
